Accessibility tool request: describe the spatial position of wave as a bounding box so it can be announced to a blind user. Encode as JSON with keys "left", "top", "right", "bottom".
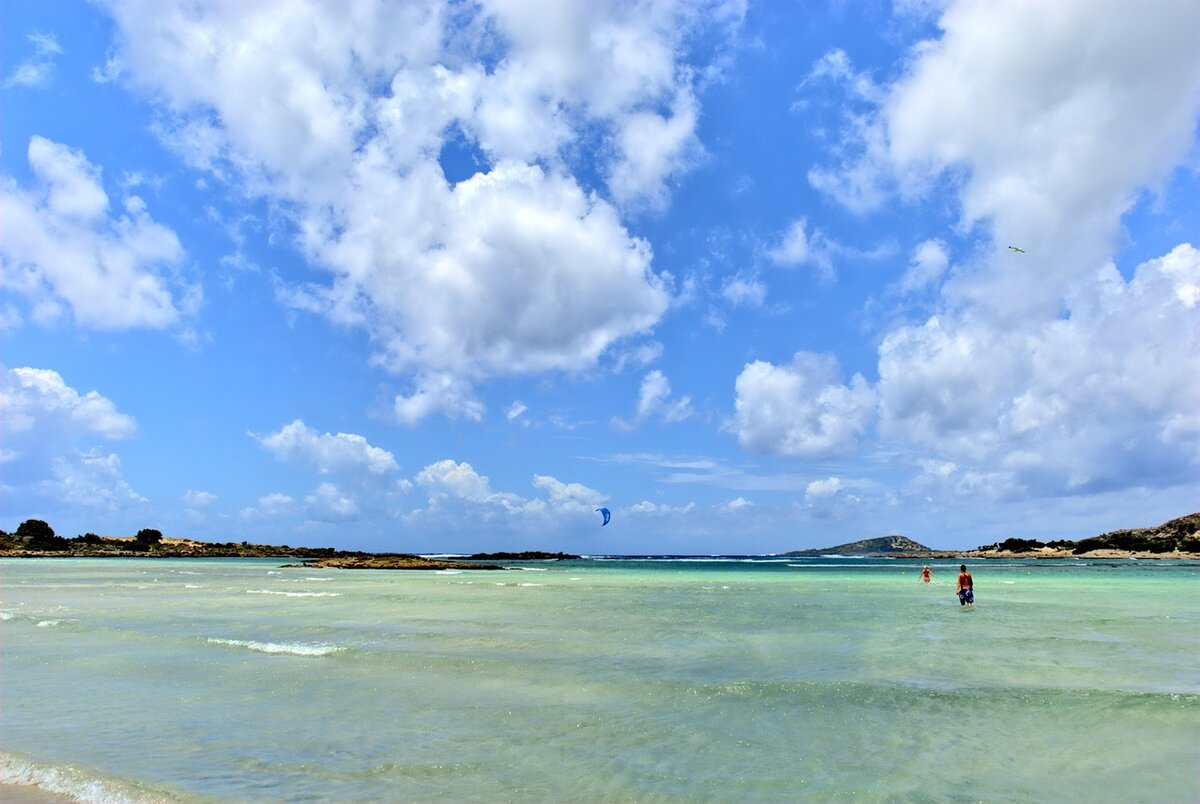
{"left": 1, "top": 751, "right": 161, "bottom": 803}
{"left": 206, "top": 638, "right": 342, "bottom": 657}
{"left": 36, "top": 620, "right": 63, "bottom": 628}
{"left": 788, "top": 562, "right": 911, "bottom": 568}
{"left": 506, "top": 566, "right": 548, "bottom": 571}
{"left": 517, "top": 583, "right": 545, "bottom": 587}
{"left": 245, "top": 590, "right": 342, "bottom": 598}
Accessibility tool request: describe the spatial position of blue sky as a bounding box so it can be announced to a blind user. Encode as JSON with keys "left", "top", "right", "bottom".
{"left": 3, "top": 0, "right": 1198, "bottom": 553}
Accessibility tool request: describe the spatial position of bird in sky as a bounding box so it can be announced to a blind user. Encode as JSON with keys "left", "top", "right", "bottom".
{"left": 1008, "top": 245, "right": 1026, "bottom": 253}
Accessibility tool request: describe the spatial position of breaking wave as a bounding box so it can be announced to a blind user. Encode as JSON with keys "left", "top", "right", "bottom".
{"left": 206, "top": 638, "right": 342, "bottom": 657}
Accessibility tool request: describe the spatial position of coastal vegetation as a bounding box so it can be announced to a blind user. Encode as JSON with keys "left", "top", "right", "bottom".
{"left": 975, "top": 513, "right": 1200, "bottom": 555}
{"left": 0, "top": 519, "right": 570, "bottom": 569}
{"left": 3, "top": 514, "right": 1197, "bottom": 561}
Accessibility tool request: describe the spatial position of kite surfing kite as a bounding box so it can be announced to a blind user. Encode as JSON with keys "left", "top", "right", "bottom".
{"left": 1007, "top": 245, "right": 1026, "bottom": 253}
{"left": 596, "top": 507, "right": 611, "bottom": 526}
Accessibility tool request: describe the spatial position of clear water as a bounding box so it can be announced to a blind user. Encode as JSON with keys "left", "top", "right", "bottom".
{"left": 2, "top": 557, "right": 1197, "bottom": 802}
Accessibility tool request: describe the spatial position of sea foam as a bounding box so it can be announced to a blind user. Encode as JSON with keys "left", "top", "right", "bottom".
{"left": 206, "top": 638, "right": 342, "bottom": 657}
{"left": 1, "top": 751, "right": 148, "bottom": 803}
{"left": 245, "top": 590, "right": 342, "bottom": 597}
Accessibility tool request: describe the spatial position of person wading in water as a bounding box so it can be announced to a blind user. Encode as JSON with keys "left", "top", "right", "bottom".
{"left": 956, "top": 564, "right": 974, "bottom": 607}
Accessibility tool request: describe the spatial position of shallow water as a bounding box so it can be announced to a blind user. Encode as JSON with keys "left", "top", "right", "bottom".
{"left": 2, "top": 557, "right": 1197, "bottom": 801}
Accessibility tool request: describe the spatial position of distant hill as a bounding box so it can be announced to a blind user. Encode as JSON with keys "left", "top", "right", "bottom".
{"left": 977, "top": 512, "right": 1200, "bottom": 555}
{"left": 783, "top": 535, "right": 932, "bottom": 556}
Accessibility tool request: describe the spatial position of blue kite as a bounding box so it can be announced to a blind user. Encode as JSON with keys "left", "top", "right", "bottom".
{"left": 596, "top": 507, "right": 611, "bottom": 526}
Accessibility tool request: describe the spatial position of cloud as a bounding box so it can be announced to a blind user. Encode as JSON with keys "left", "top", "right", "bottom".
{"left": 240, "top": 492, "right": 294, "bottom": 519}
{"left": 304, "top": 482, "right": 360, "bottom": 522}
{"left": 636, "top": 370, "right": 693, "bottom": 423}
{"left": 804, "top": 476, "right": 842, "bottom": 502}
{"left": 0, "top": 367, "right": 143, "bottom": 512}
{"left": 393, "top": 373, "right": 485, "bottom": 426}
{"left": 803, "top": 475, "right": 863, "bottom": 518}
{"left": 766, "top": 219, "right": 834, "bottom": 280}
{"left": 416, "top": 459, "right": 509, "bottom": 505}
{"left": 1, "top": 137, "right": 190, "bottom": 329}
{"left": 629, "top": 500, "right": 696, "bottom": 515}
{"left": 52, "top": 448, "right": 147, "bottom": 510}
{"left": 254, "top": 419, "right": 398, "bottom": 477}
{"left": 94, "top": 0, "right": 739, "bottom": 391}
{"left": 531, "top": 474, "right": 604, "bottom": 512}
{"left": 182, "top": 489, "right": 218, "bottom": 508}
{"left": 812, "top": 0, "right": 1200, "bottom": 316}
{"left": 731, "top": 353, "right": 875, "bottom": 457}
{"left": 897, "top": 239, "right": 949, "bottom": 294}
{"left": 720, "top": 496, "right": 754, "bottom": 512}
{"left": 721, "top": 274, "right": 766, "bottom": 307}
{"left": 879, "top": 243, "right": 1200, "bottom": 495}
{"left": 773, "top": 0, "right": 1200, "bottom": 508}
{"left": 5, "top": 33, "right": 63, "bottom": 89}
{"left": 506, "top": 400, "right": 529, "bottom": 426}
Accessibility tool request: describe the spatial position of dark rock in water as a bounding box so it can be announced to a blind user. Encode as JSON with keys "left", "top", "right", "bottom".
{"left": 466, "top": 551, "right": 580, "bottom": 561}
{"left": 291, "top": 555, "right": 505, "bottom": 570}
{"left": 783, "top": 535, "right": 932, "bottom": 557}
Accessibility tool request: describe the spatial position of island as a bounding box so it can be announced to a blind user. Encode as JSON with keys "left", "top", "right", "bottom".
{"left": 787, "top": 513, "right": 1200, "bottom": 559}
{"left": 784, "top": 535, "right": 932, "bottom": 557}
{"left": 3, "top": 513, "right": 1198, "bottom": 562}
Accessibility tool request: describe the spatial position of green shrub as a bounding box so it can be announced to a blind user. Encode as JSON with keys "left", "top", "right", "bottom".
{"left": 16, "top": 519, "right": 55, "bottom": 540}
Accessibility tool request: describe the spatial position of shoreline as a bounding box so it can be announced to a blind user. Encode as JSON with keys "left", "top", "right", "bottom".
{"left": 3, "top": 549, "right": 1198, "bottom": 561}
{"left": 0, "top": 782, "right": 74, "bottom": 804}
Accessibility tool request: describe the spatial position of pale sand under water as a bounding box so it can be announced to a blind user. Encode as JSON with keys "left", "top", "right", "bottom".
{"left": 2, "top": 556, "right": 1197, "bottom": 801}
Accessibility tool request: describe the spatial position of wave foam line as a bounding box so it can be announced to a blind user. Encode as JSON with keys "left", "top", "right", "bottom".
{"left": 207, "top": 638, "right": 342, "bottom": 656}
{"left": 1, "top": 751, "right": 153, "bottom": 803}
{"left": 245, "top": 590, "right": 341, "bottom": 597}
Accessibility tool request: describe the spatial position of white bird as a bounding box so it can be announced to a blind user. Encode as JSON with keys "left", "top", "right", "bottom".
{"left": 1008, "top": 245, "right": 1026, "bottom": 253}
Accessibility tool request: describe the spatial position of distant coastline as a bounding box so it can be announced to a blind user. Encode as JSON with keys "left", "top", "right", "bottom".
{"left": 787, "top": 513, "right": 1200, "bottom": 560}
{"left": 1, "top": 514, "right": 1197, "bottom": 562}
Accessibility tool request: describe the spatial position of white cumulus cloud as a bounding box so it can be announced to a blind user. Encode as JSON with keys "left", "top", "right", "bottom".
{"left": 93, "top": 0, "right": 740, "bottom": 394}
{"left": 0, "top": 367, "right": 143, "bottom": 513}
{"left": 531, "top": 474, "right": 604, "bottom": 512}
{"left": 879, "top": 244, "right": 1200, "bottom": 494}
{"left": 731, "top": 353, "right": 875, "bottom": 457}
{"left": 254, "top": 420, "right": 398, "bottom": 477}
{"left": 1, "top": 137, "right": 190, "bottom": 330}
{"left": 393, "top": 373, "right": 485, "bottom": 426}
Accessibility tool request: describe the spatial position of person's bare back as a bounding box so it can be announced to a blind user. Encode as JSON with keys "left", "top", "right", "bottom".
{"left": 956, "top": 565, "right": 974, "bottom": 606}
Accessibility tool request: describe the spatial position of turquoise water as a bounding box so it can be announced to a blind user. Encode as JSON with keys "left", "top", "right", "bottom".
{"left": 2, "top": 557, "right": 1197, "bottom": 801}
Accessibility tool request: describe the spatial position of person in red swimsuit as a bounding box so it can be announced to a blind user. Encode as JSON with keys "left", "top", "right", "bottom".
{"left": 920, "top": 565, "right": 934, "bottom": 583}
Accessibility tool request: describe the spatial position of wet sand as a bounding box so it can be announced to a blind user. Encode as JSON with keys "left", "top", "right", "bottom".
{"left": 0, "top": 782, "right": 74, "bottom": 803}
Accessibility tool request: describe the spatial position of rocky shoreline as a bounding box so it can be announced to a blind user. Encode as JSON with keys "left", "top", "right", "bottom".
{"left": 2, "top": 514, "right": 1196, "bottom": 563}
{"left": 282, "top": 555, "right": 507, "bottom": 570}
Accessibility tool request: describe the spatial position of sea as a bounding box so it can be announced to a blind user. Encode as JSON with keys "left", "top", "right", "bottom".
{"left": 1, "top": 556, "right": 1197, "bottom": 802}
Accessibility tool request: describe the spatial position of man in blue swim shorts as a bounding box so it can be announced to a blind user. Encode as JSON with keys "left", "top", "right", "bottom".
{"left": 956, "top": 564, "right": 974, "bottom": 606}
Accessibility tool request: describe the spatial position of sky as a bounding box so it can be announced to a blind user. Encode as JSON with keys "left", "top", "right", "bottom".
{"left": 2, "top": 0, "right": 1198, "bottom": 554}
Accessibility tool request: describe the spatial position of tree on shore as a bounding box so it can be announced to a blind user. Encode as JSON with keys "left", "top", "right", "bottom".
{"left": 132, "top": 528, "right": 164, "bottom": 551}
{"left": 15, "top": 519, "right": 69, "bottom": 551}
